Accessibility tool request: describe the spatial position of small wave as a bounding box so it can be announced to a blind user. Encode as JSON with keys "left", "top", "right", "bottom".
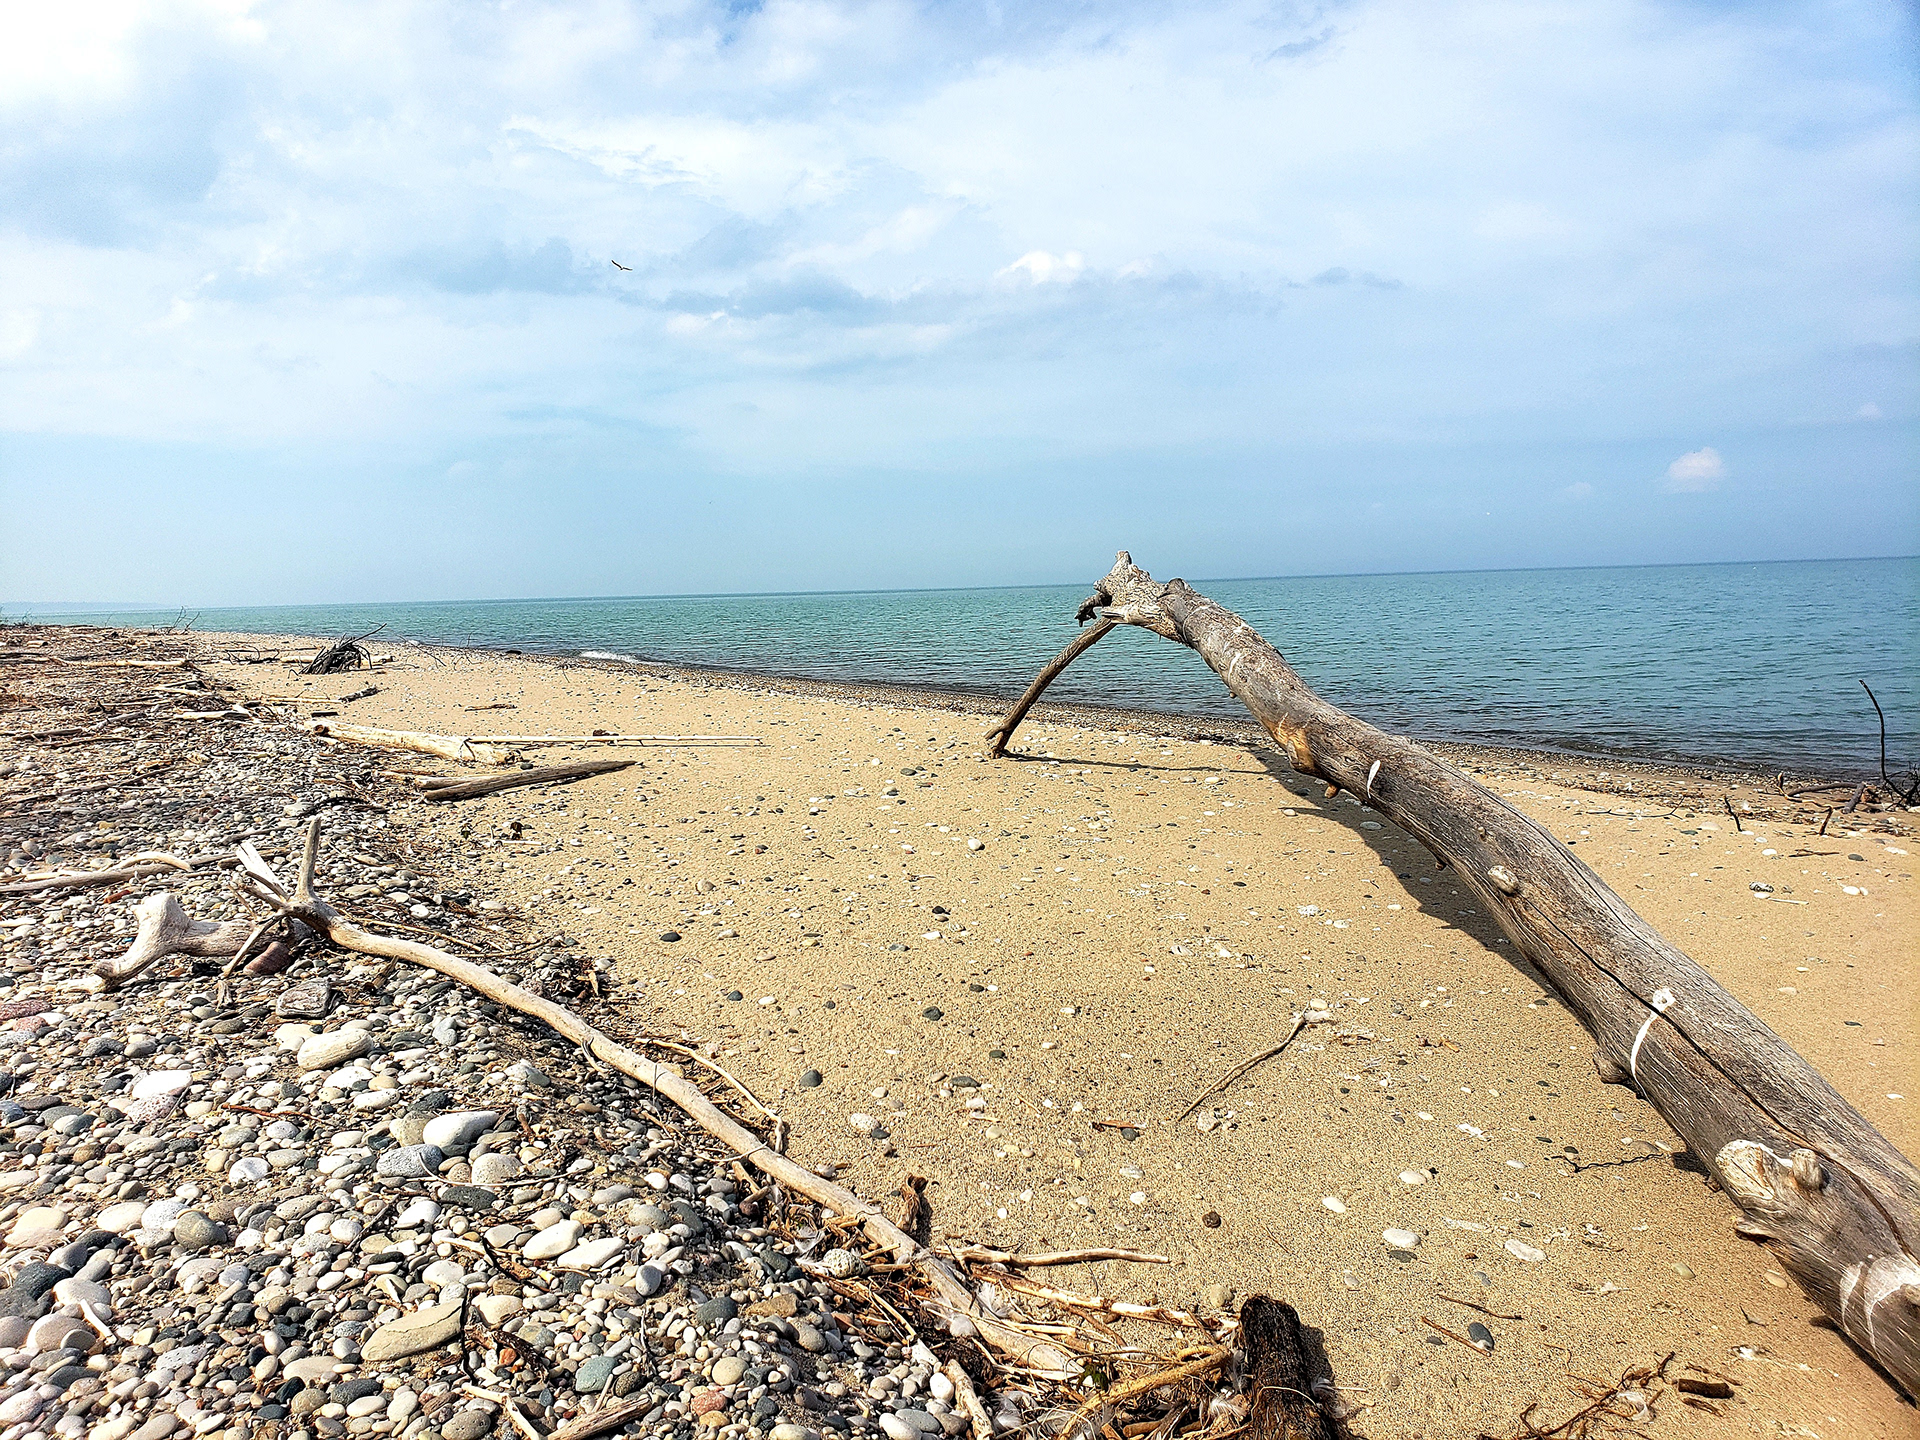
{"left": 581, "top": 649, "right": 642, "bottom": 663}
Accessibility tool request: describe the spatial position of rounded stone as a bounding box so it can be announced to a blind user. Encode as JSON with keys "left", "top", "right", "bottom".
{"left": 712, "top": 1356, "right": 748, "bottom": 1386}
{"left": 469, "top": 1153, "right": 520, "bottom": 1188}
{"left": 921, "top": 1007, "right": 944, "bottom": 1021}
{"left": 574, "top": 1355, "right": 619, "bottom": 1393}
{"left": 442, "top": 1412, "right": 492, "bottom": 1440}
{"left": 659, "top": 932, "right": 681, "bottom": 943}
{"left": 1383, "top": 1228, "right": 1419, "bottom": 1251}
{"left": 522, "top": 1220, "right": 582, "bottom": 1261}
{"left": 376, "top": 1144, "right": 446, "bottom": 1180}
{"left": 799, "top": 1070, "right": 823, "bottom": 1089}
{"left": 297, "top": 1029, "right": 372, "bottom": 1071}
{"left": 695, "top": 1296, "right": 738, "bottom": 1327}
{"left": 171, "top": 1211, "right": 226, "bottom": 1251}
{"left": 421, "top": 1111, "right": 497, "bottom": 1156}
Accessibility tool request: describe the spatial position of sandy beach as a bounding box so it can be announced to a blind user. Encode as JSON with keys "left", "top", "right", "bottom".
{"left": 176, "top": 635, "right": 1920, "bottom": 1437}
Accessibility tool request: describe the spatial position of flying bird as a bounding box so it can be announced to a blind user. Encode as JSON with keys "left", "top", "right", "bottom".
{"left": 609, "top": 260, "right": 631, "bottom": 271}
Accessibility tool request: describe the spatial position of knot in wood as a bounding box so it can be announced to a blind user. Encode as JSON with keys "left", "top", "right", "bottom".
{"left": 1791, "top": 1148, "right": 1826, "bottom": 1192}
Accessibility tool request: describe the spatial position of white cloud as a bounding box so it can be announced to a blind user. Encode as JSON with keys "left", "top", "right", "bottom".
{"left": 1665, "top": 446, "right": 1726, "bottom": 492}
{"left": 1858, "top": 401, "right": 1883, "bottom": 419}
{"left": 1562, "top": 481, "right": 1593, "bottom": 499}
{"left": 998, "top": 250, "right": 1086, "bottom": 285}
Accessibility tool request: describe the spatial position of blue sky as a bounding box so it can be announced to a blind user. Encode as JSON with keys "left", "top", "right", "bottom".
{"left": 2, "top": 0, "right": 1914, "bottom": 606}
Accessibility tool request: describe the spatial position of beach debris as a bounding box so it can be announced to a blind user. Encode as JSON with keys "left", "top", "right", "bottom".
{"left": 302, "top": 625, "right": 384, "bottom": 674}
{"left": 1240, "top": 1296, "right": 1336, "bottom": 1439}
{"left": 458, "top": 732, "right": 761, "bottom": 746}
{"left": 305, "top": 720, "right": 518, "bottom": 766}
{"left": 220, "top": 815, "right": 1073, "bottom": 1373}
{"left": 409, "top": 756, "right": 636, "bottom": 802}
{"left": 1176, "top": 1011, "right": 1310, "bottom": 1121}
{"left": 1484, "top": 1352, "right": 1679, "bottom": 1438}
{"left": 1384, "top": 1228, "right": 1420, "bottom": 1250}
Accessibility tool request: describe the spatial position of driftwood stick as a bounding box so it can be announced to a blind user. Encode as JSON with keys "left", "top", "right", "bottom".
{"left": 1177, "top": 1013, "right": 1309, "bottom": 1122}
{"left": 1004, "top": 551, "right": 1920, "bottom": 1395}
{"left": 303, "top": 721, "right": 518, "bottom": 767}
{"left": 941, "top": 1360, "right": 994, "bottom": 1440}
{"left": 461, "top": 733, "right": 760, "bottom": 746}
{"left": 234, "top": 818, "right": 1073, "bottom": 1377}
{"left": 541, "top": 1395, "right": 654, "bottom": 1440}
{"left": 989, "top": 1271, "right": 1225, "bottom": 1333}
{"left": 416, "top": 758, "right": 635, "bottom": 803}
{"left": 984, "top": 618, "right": 1115, "bottom": 757}
{"left": 951, "top": 1246, "right": 1170, "bottom": 1268}
{"left": 0, "top": 853, "right": 215, "bottom": 895}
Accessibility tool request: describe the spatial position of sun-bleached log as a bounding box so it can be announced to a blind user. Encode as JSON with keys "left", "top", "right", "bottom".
{"left": 988, "top": 551, "right": 1920, "bottom": 1397}
{"left": 303, "top": 721, "right": 517, "bottom": 766}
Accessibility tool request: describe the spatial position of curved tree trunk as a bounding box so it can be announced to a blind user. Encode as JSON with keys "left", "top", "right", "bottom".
{"left": 989, "top": 551, "right": 1920, "bottom": 1397}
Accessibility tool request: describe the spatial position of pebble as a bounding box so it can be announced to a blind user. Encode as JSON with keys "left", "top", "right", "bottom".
{"left": 575, "top": 1354, "right": 620, "bottom": 1392}
{"left": 1383, "top": 1228, "right": 1420, "bottom": 1250}
{"left": 422, "top": 1110, "right": 497, "bottom": 1154}
{"left": 713, "top": 1356, "right": 748, "bottom": 1385}
{"left": 1505, "top": 1238, "right": 1547, "bottom": 1263}
{"left": 524, "top": 1219, "right": 583, "bottom": 1259}
{"left": 443, "top": 1412, "right": 493, "bottom": 1440}
{"left": 360, "top": 1300, "right": 464, "bottom": 1362}
{"left": 470, "top": 1151, "right": 521, "bottom": 1187}
{"left": 171, "top": 1211, "right": 225, "bottom": 1250}
{"left": 297, "top": 1029, "right": 372, "bottom": 1070}
{"left": 376, "top": 1143, "right": 446, "bottom": 1178}
{"left": 800, "top": 1069, "right": 824, "bottom": 1088}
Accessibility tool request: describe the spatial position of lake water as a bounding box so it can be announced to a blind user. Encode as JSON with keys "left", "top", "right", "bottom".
{"left": 18, "top": 557, "right": 1917, "bottom": 777}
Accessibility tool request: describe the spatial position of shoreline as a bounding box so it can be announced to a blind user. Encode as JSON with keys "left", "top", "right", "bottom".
{"left": 203, "top": 627, "right": 1885, "bottom": 803}
{"left": 51, "top": 607, "right": 1906, "bottom": 783}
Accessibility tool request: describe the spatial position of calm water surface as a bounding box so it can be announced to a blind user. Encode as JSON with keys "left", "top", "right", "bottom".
{"left": 21, "top": 558, "right": 1917, "bottom": 777}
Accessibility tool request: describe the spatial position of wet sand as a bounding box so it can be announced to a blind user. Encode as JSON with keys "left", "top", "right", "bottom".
{"left": 210, "top": 637, "right": 1919, "bottom": 1437}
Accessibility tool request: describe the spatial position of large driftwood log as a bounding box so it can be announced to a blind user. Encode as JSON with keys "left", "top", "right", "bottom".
{"left": 232, "top": 819, "right": 1074, "bottom": 1377}
{"left": 303, "top": 721, "right": 517, "bottom": 766}
{"left": 990, "top": 552, "right": 1920, "bottom": 1396}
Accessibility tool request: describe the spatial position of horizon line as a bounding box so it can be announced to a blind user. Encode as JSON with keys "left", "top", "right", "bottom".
{"left": 7, "top": 550, "right": 1916, "bottom": 617}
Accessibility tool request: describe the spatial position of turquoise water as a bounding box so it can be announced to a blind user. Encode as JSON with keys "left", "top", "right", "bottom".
{"left": 15, "top": 558, "right": 1917, "bottom": 777}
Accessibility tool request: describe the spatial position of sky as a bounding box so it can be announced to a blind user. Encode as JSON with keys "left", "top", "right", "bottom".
{"left": 2, "top": 0, "right": 1915, "bottom": 606}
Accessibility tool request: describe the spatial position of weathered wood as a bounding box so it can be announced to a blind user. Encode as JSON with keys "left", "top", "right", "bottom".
{"left": 991, "top": 551, "right": 1920, "bottom": 1397}
{"left": 0, "top": 852, "right": 228, "bottom": 896}
{"left": 229, "top": 818, "right": 1075, "bottom": 1378}
{"left": 413, "top": 757, "right": 635, "bottom": 802}
{"left": 983, "top": 618, "right": 1114, "bottom": 756}
{"left": 1240, "top": 1296, "right": 1333, "bottom": 1440}
{"left": 461, "top": 733, "right": 760, "bottom": 745}
{"left": 303, "top": 721, "right": 517, "bottom": 766}
{"left": 81, "top": 892, "right": 254, "bottom": 991}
